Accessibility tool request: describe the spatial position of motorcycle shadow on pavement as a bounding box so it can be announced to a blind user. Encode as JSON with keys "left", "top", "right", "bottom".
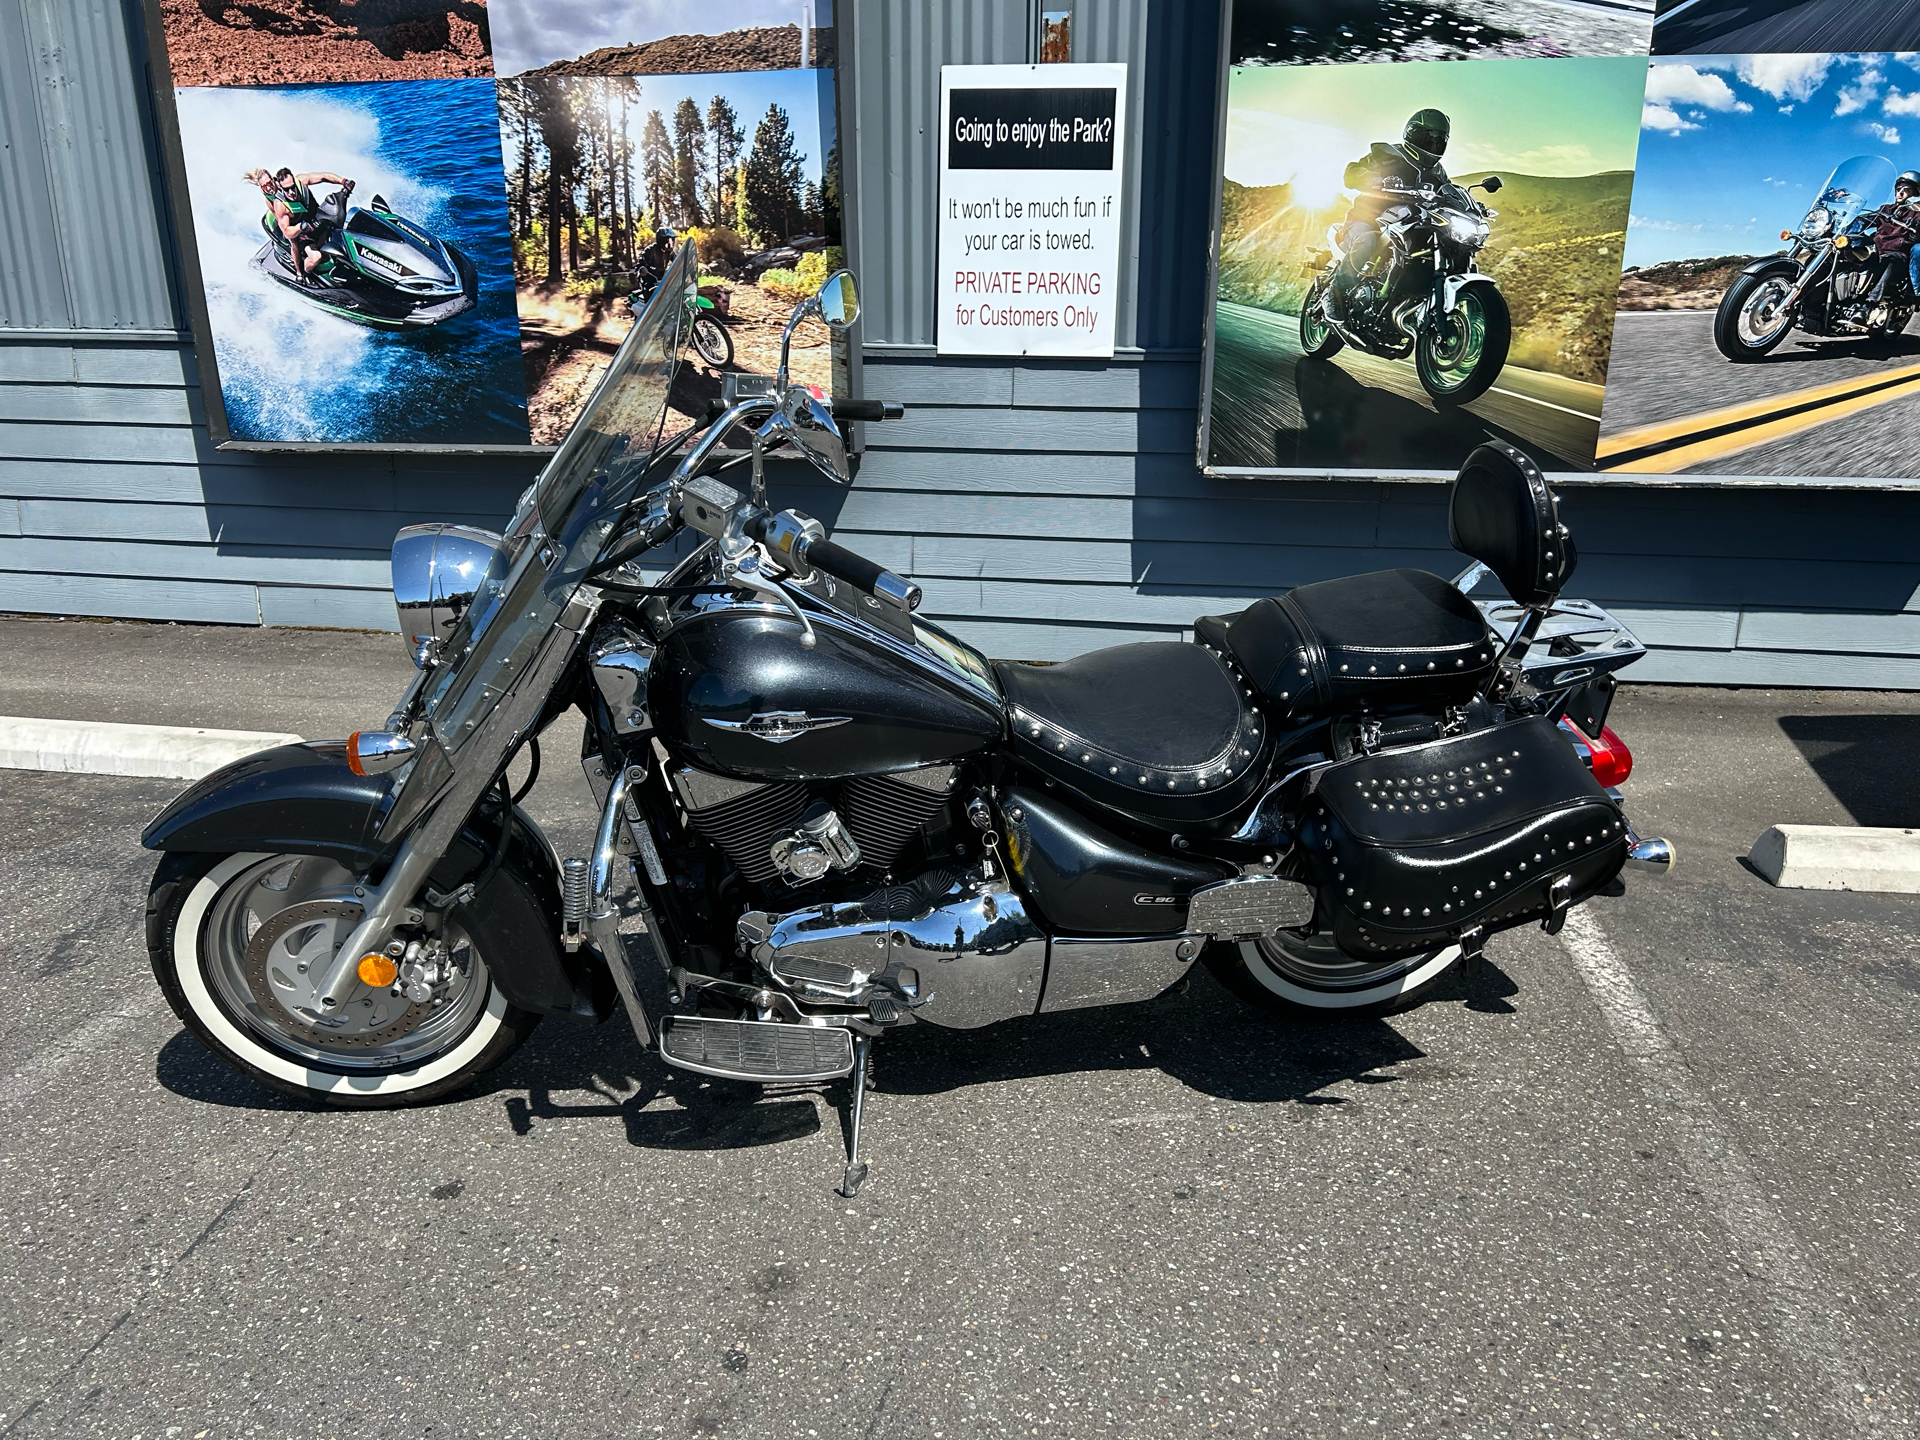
{"left": 153, "top": 959, "right": 1523, "bottom": 1149}
{"left": 1285, "top": 356, "right": 1528, "bottom": 472}
{"left": 1730, "top": 334, "right": 1920, "bottom": 366}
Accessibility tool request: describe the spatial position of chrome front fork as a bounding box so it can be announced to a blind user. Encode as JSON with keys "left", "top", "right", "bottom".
{"left": 583, "top": 763, "right": 660, "bottom": 1048}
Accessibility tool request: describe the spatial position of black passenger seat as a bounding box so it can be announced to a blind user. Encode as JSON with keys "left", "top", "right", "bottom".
{"left": 1194, "top": 568, "right": 1495, "bottom": 726}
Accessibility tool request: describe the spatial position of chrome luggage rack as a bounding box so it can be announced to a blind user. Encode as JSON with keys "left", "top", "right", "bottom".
{"left": 1474, "top": 597, "right": 1646, "bottom": 689}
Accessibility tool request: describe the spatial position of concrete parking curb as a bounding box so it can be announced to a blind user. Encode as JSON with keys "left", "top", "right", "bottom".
{"left": 0, "top": 716, "right": 303, "bottom": 781}
{"left": 1749, "top": 823, "right": 1920, "bottom": 894}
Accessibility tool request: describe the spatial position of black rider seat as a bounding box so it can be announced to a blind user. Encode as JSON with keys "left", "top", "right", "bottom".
{"left": 996, "top": 642, "right": 1270, "bottom": 828}
{"left": 1194, "top": 567, "right": 1496, "bottom": 727}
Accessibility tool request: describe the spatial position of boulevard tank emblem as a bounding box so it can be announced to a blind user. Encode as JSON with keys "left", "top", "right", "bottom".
{"left": 705, "top": 711, "right": 854, "bottom": 743}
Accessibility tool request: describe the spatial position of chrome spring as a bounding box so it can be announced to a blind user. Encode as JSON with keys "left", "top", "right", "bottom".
{"left": 562, "top": 856, "right": 589, "bottom": 927}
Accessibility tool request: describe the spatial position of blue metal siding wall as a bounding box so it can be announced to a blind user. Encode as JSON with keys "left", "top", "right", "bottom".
{"left": 0, "top": 336, "right": 540, "bottom": 626}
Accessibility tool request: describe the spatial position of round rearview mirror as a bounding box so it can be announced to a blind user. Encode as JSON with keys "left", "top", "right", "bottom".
{"left": 759, "top": 385, "right": 850, "bottom": 485}
{"left": 816, "top": 270, "right": 859, "bottom": 329}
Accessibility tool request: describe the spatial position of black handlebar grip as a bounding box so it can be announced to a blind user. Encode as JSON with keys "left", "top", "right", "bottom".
{"left": 801, "top": 537, "right": 921, "bottom": 611}
{"left": 831, "top": 398, "right": 887, "bottom": 421}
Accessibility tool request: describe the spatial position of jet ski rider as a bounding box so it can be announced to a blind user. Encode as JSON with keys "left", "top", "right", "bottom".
{"left": 245, "top": 166, "right": 353, "bottom": 287}
{"left": 1326, "top": 109, "right": 1452, "bottom": 323}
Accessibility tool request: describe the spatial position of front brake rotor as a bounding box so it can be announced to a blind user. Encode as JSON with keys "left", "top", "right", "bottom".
{"left": 243, "top": 899, "right": 429, "bottom": 1050}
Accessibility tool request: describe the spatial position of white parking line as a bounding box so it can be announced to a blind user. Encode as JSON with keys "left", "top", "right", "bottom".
{"left": 0, "top": 993, "right": 162, "bottom": 1111}
{"left": 1559, "top": 908, "right": 1913, "bottom": 1437}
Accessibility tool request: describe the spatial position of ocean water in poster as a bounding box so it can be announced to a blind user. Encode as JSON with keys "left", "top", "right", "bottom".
{"left": 173, "top": 79, "right": 530, "bottom": 445}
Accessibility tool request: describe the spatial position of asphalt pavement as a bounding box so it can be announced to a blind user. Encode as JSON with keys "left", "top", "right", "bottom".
{"left": 1654, "top": 0, "right": 1920, "bottom": 56}
{"left": 1600, "top": 309, "right": 1920, "bottom": 478}
{"left": 1, "top": 620, "right": 1917, "bottom": 1438}
{"left": 1208, "top": 303, "right": 1601, "bottom": 475}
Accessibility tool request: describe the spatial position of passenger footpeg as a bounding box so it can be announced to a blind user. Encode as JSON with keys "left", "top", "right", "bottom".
{"left": 658, "top": 1015, "right": 854, "bottom": 1082}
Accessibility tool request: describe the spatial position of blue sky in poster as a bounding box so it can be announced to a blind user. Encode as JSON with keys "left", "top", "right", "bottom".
{"left": 1627, "top": 54, "right": 1920, "bottom": 269}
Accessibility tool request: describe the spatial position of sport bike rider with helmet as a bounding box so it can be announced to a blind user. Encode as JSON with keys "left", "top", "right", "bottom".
{"left": 1326, "top": 109, "right": 1452, "bottom": 323}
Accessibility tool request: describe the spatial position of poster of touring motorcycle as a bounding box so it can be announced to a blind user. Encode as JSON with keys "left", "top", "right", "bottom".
{"left": 142, "top": 0, "right": 841, "bottom": 450}
{"left": 1603, "top": 52, "right": 1920, "bottom": 481}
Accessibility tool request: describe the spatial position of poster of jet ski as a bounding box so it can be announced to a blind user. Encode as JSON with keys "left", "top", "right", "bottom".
{"left": 244, "top": 172, "right": 480, "bottom": 329}
{"left": 168, "top": 79, "right": 531, "bottom": 446}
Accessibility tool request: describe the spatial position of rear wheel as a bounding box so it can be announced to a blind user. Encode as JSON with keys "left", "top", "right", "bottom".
{"left": 1298, "top": 279, "right": 1346, "bottom": 359}
{"left": 1713, "top": 271, "right": 1795, "bottom": 361}
{"left": 1416, "top": 285, "right": 1509, "bottom": 405}
{"left": 147, "top": 851, "right": 537, "bottom": 1108}
{"left": 1204, "top": 929, "right": 1461, "bottom": 1017}
{"left": 691, "top": 312, "right": 733, "bottom": 368}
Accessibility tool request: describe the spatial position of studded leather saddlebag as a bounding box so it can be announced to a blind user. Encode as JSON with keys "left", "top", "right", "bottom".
{"left": 1300, "top": 717, "right": 1628, "bottom": 962}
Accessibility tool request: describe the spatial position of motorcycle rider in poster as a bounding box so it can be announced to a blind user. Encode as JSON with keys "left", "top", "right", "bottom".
{"left": 1327, "top": 109, "right": 1453, "bottom": 322}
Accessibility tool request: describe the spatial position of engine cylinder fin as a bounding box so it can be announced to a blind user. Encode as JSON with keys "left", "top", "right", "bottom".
{"left": 839, "top": 772, "right": 952, "bottom": 873}
{"left": 682, "top": 780, "right": 809, "bottom": 884}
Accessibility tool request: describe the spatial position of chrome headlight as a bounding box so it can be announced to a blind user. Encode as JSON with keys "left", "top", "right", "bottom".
{"left": 1442, "top": 210, "right": 1490, "bottom": 247}
{"left": 1799, "top": 208, "right": 1833, "bottom": 241}
{"left": 391, "top": 522, "right": 505, "bottom": 666}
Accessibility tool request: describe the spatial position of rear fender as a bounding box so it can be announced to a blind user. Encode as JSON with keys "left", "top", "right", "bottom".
{"left": 142, "top": 742, "right": 615, "bottom": 1022}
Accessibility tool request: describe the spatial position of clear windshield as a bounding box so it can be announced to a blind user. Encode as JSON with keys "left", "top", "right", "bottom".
{"left": 1812, "top": 155, "right": 1895, "bottom": 231}
{"left": 417, "top": 242, "right": 697, "bottom": 754}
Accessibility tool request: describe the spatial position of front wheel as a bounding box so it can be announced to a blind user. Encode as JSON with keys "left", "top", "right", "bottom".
{"left": 1298, "top": 278, "right": 1346, "bottom": 359}
{"left": 1416, "top": 284, "right": 1510, "bottom": 406}
{"left": 147, "top": 851, "right": 537, "bottom": 1108}
{"left": 690, "top": 312, "right": 734, "bottom": 367}
{"left": 1713, "top": 271, "right": 1796, "bottom": 360}
{"left": 1203, "top": 930, "right": 1462, "bottom": 1017}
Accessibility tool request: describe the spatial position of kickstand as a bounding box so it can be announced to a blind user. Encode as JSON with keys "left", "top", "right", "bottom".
{"left": 838, "top": 1033, "right": 873, "bottom": 1199}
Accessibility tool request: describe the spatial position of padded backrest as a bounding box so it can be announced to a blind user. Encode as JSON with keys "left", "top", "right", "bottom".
{"left": 1448, "top": 440, "right": 1576, "bottom": 608}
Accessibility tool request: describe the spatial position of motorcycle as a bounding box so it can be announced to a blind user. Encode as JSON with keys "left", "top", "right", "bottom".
{"left": 1715, "top": 154, "right": 1912, "bottom": 361}
{"left": 143, "top": 244, "right": 1671, "bottom": 1196}
{"left": 1300, "top": 174, "right": 1511, "bottom": 405}
{"left": 251, "top": 180, "right": 478, "bottom": 330}
{"left": 629, "top": 274, "right": 734, "bottom": 369}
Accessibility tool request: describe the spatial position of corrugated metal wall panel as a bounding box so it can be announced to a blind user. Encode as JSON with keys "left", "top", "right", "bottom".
{"left": 0, "top": 0, "right": 70, "bottom": 328}
{"left": 844, "top": 0, "right": 1031, "bottom": 346}
{"left": 6, "top": 0, "right": 177, "bottom": 332}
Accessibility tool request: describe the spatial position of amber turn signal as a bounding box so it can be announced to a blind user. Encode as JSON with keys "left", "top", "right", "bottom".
{"left": 357, "top": 953, "right": 399, "bottom": 988}
{"left": 1780, "top": 230, "right": 1793, "bottom": 241}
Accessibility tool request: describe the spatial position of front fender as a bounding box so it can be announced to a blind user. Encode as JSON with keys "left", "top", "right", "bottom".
{"left": 1437, "top": 271, "right": 1501, "bottom": 316}
{"left": 142, "top": 742, "right": 615, "bottom": 1023}
{"left": 143, "top": 742, "right": 393, "bottom": 869}
{"left": 1741, "top": 254, "right": 1802, "bottom": 279}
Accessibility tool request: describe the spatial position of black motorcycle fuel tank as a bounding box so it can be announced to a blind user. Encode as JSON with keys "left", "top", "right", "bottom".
{"left": 651, "top": 604, "right": 1004, "bottom": 780}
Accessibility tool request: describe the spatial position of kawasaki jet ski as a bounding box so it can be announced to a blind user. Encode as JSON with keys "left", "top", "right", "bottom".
{"left": 250, "top": 181, "right": 477, "bottom": 330}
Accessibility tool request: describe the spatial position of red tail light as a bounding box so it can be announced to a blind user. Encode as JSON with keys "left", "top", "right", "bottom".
{"left": 1561, "top": 717, "right": 1633, "bottom": 788}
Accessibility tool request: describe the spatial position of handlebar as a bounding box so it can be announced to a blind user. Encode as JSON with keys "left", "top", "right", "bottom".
{"left": 831, "top": 398, "right": 906, "bottom": 421}
{"left": 702, "top": 396, "right": 904, "bottom": 421}
{"left": 800, "top": 536, "right": 921, "bottom": 611}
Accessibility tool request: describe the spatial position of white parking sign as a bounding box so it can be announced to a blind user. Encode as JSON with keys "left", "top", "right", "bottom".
{"left": 937, "top": 63, "right": 1128, "bottom": 357}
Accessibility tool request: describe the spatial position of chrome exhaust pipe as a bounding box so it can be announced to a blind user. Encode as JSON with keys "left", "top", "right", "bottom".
{"left": 1625, "top": 827, "right": 1675, "bottom": 875}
